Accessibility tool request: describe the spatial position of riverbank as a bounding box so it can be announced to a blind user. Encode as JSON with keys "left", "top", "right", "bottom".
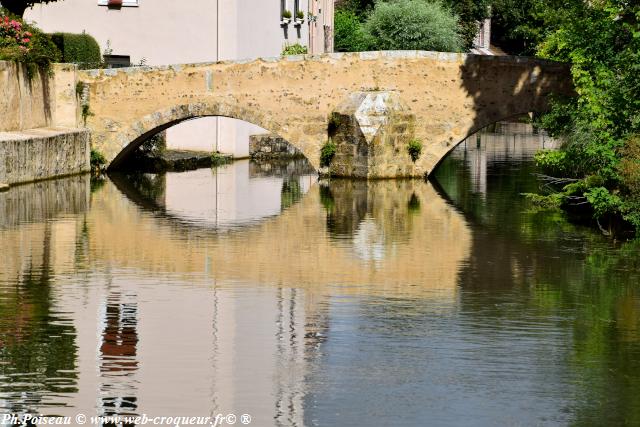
{"left": 116, "top": 149, "right": 233, "bottom": 173}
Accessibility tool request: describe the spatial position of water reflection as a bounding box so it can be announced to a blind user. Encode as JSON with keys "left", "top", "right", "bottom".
{"left": 434, "top": 127, "right": 640, "bottom": 426}
{"left": 0, "top": 177, "right": 85, "bottom": 416}
{"left": 0, "top": 133, "right": 639, "bottom": 425}
{"left": 110, "top": 159, "right": 317, "bottom": 230}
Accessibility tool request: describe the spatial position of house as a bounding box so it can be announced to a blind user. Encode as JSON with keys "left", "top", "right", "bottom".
{"left": 25, "top": 0, "right": 335, "bottom": 157}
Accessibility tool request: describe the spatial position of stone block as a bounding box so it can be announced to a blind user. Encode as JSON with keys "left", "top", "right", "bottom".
{"left": 0, "top": 127, "right": 90, "bottom": 185}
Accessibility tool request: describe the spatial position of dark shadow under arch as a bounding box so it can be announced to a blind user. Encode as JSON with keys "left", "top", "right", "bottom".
{"left": 109, "top": 115, "right": 294, "bottom": 169}
{"left": 107, "top": 102, "right": 298, "bottom": 169}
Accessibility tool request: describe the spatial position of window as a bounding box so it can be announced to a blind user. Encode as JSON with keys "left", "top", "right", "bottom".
{"left": 103, "top": 55, "right": 131, "bottom": 68}
{"left": 98, "top": 0, "right": 139, "bottom": 7}
{"left": 280, "top": 0, "right": 287, "bottom": 16}
{"left": 294, "top": 0, "right": 300, "bottom": 17}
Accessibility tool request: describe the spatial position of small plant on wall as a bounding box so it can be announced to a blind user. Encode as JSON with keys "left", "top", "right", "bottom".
{"left": 281, "top": 43, "right": 308, "bottom": 56}
{"left": 295, "top": 10, "right": 305, "bottom": 24}
{"left": 407, "top": 139, "right": 423, "bottom": 162}
{"left": 320, "top": 140, "right": 337, "bottom": 167}
{"left": 281, "top": 9, "right": 292, "bottom": 24}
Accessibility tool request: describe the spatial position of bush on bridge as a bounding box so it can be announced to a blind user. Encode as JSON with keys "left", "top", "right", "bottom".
{"left": 50, "top": 32, "right": 101, "bottom": 69}
{"left": 0, "top": 8, "right": 60, "bottom": 74}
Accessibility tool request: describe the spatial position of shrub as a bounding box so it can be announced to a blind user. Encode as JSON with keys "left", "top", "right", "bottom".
{"left": 618, "top": 135, "right": 640, "bottom": 197}
{"left": 138, "top": 132, "right": 166, "bottom": 156}
{"left": 363, "top": 0, "right": 463, "bottom": 52}
{"left": 534, "top": 149, "right": 567, "bottom": 175}
{"left": 334, "top": 10, "right": 370, "bottom": 52}
{"left": 90, "top": 148, "right": 107, "bottom": 174}
{"left": 282, "top": 10, "right": 292, "bottom": 19}
{"left": 50, "top": 32, "right": 101, "bottom": 69}
{"left": 296, "top": 10, "right": 305, "bottom": 20}
{"left": 281, "top": 43, "right": 308, "bottom": 55}
{"left": 407, "top": 139, "right": 423, "bottom": 162}
{"left": 585, "top": 187, "right": 622, "bottom": 218}
{"left": 0, "top": 10, "right": 60, "bottom": 73}
{"left": 320, "top": 140, "right": 336, "bottom": 167}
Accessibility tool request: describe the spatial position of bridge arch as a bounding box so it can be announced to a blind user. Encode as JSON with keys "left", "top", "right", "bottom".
{"left": 429, "top": 110, "right": 546, "bottom": 172}
{"left": 107, "top": 101, "right": 293, "bottom": 168}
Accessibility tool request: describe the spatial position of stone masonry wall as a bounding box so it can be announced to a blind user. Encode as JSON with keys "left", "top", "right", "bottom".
{"left": 0, "top": 62, "right": 86, "bottom": 186}
{"left": 0, "top": 61, "right": 78, "bottom": 132}
{"left": 0, "top": 128, "right": 90, "bottom": 185}
{"left": 249, "top": 133, "right": 303, "bottom": 159}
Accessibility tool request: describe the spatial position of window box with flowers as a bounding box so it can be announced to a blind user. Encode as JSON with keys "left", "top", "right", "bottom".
{"left": 281, "top": 10, "right": 292, "bottom": 25}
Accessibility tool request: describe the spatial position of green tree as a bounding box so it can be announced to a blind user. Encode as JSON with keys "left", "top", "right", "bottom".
{"left": 490, "top": 0, "right": 584, "bottom": 55}
{"left": 363, "top": 0, "right": 463, "bottom": 52}
{"left": 335, "top": 0, "right": 375, "bottom": 19}
{"left": 442, "top": 0, "right": 491, "bottom": 49}
{"left": 533, "top": 1, "right": 640, "bottom": 234}
{"left": 334, "top": 9, "right": 370, "bottom": 52}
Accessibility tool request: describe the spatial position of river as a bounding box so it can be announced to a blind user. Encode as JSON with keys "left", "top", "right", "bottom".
{"left": 0, "top": 127, "right": 638, "bottom": 426}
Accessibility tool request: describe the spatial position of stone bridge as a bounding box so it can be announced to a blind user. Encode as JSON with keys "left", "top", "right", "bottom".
{"left": 79, "top": 51, "right": 573, "bottom": 177}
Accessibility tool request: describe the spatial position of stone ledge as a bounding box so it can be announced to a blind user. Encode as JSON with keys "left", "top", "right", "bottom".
{"left": 0, "top": 127, "right": 90, "bottom": 185}
{"left": 77, "top": 51, "right": 569, "bottom": 77}
{"left": 0, "top": 126, "right": 87, "bottom": 142}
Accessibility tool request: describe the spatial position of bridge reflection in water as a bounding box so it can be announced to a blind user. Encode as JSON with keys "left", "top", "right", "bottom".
{"left": 0, "top": 156, "right": 471, "bottom": 424}
{"left": 3, "top": 127, "right": 638, "bottom": 426}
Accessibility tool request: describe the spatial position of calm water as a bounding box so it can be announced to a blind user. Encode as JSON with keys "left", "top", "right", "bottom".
{"left": 1, "top": 131, "right": 639, "bottom": 426}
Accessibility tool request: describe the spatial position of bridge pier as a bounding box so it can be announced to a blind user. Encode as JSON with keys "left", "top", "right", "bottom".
{"left": 327, "top": 92, "right": 425, "bottom": 179}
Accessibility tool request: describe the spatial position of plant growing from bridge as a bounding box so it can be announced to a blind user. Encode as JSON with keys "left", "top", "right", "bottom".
{"left": 320, "top": 140, "right": 337, "bottom": 168}
{"left": 90, "top": 148, "right": 106, "bottom": 175}
{"left": 81, "top": 103, "right": 93, "bottom": 125}
{"left": 407, "top": 139, "right": 422, "bottom": 163}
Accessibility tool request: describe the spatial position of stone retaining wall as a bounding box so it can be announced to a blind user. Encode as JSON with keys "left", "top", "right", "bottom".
{"left": 0, "top": 128, "right": 90, "bottom": 186}
{"left": 249, "top": 134, "right": 303, "bottom": 159}
{"left": 0, "top": 61, "right": 79, "bottom": 132}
